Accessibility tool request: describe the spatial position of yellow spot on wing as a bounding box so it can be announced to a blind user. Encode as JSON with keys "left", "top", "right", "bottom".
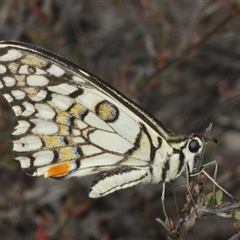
{"left": 42, "top": 136, "right": 64, "bottom": 148}
{"left": 15, "top": 75, "right": 26, "bottom": 86}
{"left": 58, "top": 147, "right": 78, "bottom": 161}
{"left": 8, "top": 62, "right": 19, "bottom": 74}
{"left": 25, "top": 87, "right": 39, "bottom": 98}
{"left": 59, "top": 125, "right": 70, "bottom": 135}
{"left": 70, "top": 104, "right": 86, "bottom": 117}
{"left": 56, "top": 109, "right": 71, "bottom": 125}
{"left": 98, "top": 103, "right": 114, "bottom": 121}
{"left": 21, "top": 55, "right": 48, "bottom": 68}
{"left": 46, "top": 163, "right": 72, "bottom": 177}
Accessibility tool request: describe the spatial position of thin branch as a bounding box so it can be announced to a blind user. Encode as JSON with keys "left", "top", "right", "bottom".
{"left": 177, "top": 201, "right": 240, "bottom": 240}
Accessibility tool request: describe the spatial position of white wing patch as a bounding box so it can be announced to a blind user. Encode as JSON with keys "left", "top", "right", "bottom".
{"left": 49, "top": 94, "right": 73, "bottom": 111}
{"left": 48, "top": 83, "right": 78, "bottom": 95}
{"left": 11, "top": 90, "right": 26, "bottom": 100}
{"left": 13, "top": 136, "right": 42, "bottom": 152}
{"left": 47, "top": 64, "right": 65, "bottom": 77}
{"left": 12, "top": 120, "right": 30, "bottom": 135}
{"left": 3, "top": 76, "right": 16, "bottom": 87}
{"left": 35, "top": 103, "right": 56, "bottom": 120}
{"left": 33, "top": 150, "right": 55, "bottom": 166}
{"left": 89, "top": 130, "right": 133, "bottom": 153}
{"left": 3, "top": 93, "right": 13, "bottom": 102}
{"left": 84, "top": 112, "right": 113, "bottom": 131}
{"left": 0, "top": 64, "right": 6, "bottom": 73}
{"left": 12, "top": 105, "right": 22, "bottom": 116}
{"left": 15, "top": 156, "right": 31, "bottom": 168}
{"left": 22, "top": 102, "right": 35, "bottom": 116}
{"left": 31, "top": 119, "right": 59, "bottom": 135}
{"left": 26, "top": 75, "right": 49, "bottom": 86}
{"left": 75, "top": 90, "right": 104, "bottom": 111}
{"left": 109, "top": 110, "right": 140, "bottom": 144}
{"left": 0, "top": 49, "right": 22, "bottom": 61}
{"left": 73, "top": 75, "right": 85, "bottom": 83}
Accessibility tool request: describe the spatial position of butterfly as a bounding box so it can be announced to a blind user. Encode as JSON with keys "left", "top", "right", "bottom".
{"left": 0, "top": 41, "right": 204, "bottom": 199}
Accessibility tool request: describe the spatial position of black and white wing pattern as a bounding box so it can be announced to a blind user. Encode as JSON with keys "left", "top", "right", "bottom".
{"left": 0, "top": 41, "right": 204, "bottom": 198}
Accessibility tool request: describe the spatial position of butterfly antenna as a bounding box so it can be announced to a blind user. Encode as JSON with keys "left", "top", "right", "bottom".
{"left": 196, "top": 92, "right": 240, "bottom": 132}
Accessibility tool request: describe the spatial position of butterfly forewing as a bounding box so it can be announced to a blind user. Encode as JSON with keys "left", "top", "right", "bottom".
{"left": 0, "top": 41, "right": 204, "bottom": 198}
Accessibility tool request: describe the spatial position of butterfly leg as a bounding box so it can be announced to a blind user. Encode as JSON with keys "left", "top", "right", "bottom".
{"left": 161, "top": 182, "right": 171, "bottom": 227}
{"left": 185, "top": 164, "right": 196, "bottom": 207}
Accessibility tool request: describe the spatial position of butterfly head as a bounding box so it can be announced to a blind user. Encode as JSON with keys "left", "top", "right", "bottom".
{"left": 181, "top": 134, "right": 205, "bottom": 174}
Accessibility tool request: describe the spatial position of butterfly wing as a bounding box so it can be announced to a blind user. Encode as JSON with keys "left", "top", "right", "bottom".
{"left": 0, "top": 41, "right": 172, "bottom": 197}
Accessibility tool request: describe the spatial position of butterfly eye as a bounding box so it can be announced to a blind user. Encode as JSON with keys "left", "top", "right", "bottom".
{"left": 188, "top": 139, "right": 200, "bottom": 153}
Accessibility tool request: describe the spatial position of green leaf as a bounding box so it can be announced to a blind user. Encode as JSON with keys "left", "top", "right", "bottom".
{"left": 215, "top": 190, "right": 223, "bottom": 203}
{"left": 233, "top": 210, "right": 240, "bottom": 220}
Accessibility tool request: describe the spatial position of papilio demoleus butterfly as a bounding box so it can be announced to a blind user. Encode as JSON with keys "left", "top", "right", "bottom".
{"left": 0, "top": 41, "right": 204, "bottom": 199}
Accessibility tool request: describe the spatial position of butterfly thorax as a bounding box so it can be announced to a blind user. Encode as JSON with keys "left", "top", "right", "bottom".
{"left": 152, "top": 134, "right": 204, "bottom": 183}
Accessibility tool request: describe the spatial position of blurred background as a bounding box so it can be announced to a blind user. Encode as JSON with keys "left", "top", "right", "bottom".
{"left": 0, "top": 1, "right": 240, "bottom": 239}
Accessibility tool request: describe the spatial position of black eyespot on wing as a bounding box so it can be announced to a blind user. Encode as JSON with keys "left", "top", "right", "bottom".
{"left": 95, "top": 100, "right": 119, "bottom": 122}
{"left": 188, "top": 139, "right": 200, "bottom": 153}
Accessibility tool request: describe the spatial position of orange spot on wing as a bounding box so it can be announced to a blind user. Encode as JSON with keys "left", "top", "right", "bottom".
{"left": 46, "top": 163, "right": 72, "bottom": 177}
